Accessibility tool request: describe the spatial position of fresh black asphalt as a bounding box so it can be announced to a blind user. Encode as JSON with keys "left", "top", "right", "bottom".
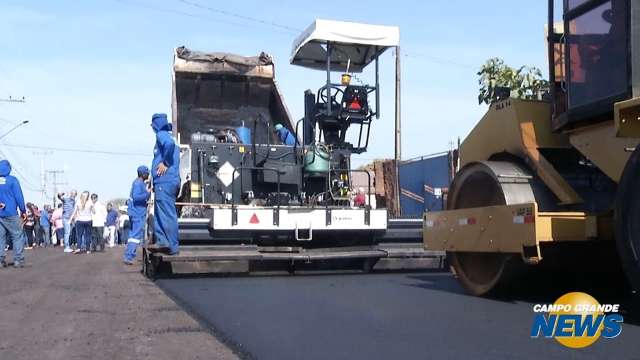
{"left": 157, "top": 272, "right": 640, "bottom": 360}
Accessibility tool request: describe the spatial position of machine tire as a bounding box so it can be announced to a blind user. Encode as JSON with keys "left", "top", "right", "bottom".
{"left": 615, "top": 146, "right": 640, "bottom": 293}
{"left": 145, "top": 213, "right": 155, "bottom": 247}
{"left": 143, "top": 249, "right": 157, "bottom": 280}
{"left": 362, "top": 258, "right": 378, "bottom": 273}
{"left": 448, "top": 251, "right": 522, "bottom": 296}
{"left": 287, "top": 262, "right": 296, "bottom": 275}
{"left": 445, "top": 160, "right": 539, "bottom": 296}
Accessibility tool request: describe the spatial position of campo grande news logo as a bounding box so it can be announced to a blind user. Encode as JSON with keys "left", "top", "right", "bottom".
{"left": 530, "top": 292, "right": 624, "bottom": 348}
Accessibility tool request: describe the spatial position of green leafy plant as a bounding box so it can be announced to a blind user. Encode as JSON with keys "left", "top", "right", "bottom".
{"left": 477, "top": 58, "right": 550, "bottom": 105}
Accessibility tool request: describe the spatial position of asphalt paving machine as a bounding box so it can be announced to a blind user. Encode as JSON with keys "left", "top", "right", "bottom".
{"left": 142, "top": 20, "right": 441, "bottom": 278}
{"left": 425, "top": 0, "right": 640, "bottom": 296}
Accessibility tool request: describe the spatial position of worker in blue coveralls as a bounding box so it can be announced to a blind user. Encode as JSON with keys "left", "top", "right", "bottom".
{"left": 147, "top": 113, "right": 180, "bottom": 255}
{"left": 123, "top": 165, "right": 151, "bottom": 265}
{"left": 274, "top": 124, "right": 297, "bottom": 146}
{"left": 0, "top": 160, "right": 27, "bottom": 268}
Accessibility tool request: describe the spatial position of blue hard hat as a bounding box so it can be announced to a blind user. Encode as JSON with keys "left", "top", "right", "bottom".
{"left": 137, "top": 165, "right": 150, "bottom": 176}
{"left": 151, "top": 113, "right": 171, "bottom": 132}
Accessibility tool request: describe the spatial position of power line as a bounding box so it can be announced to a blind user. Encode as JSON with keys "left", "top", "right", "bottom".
{"left": 402, "top": 51, "right": 476, "bottom": 70}
{"left": 0, "top": 155, "right": 40, "bottom": 192}
{"left": 0, "top": 144, "right": 39, "bottom": 180}
{"left": 0, "top": 143, "right": 148, "bottom": 157}
{"left": 176, "top": 0, "right": 301, "bottom": 33}
{"left": 112, "top": 0, "right": 278, "bottom": 33}
{"left": 0, "top": 96, "right": 26, "bottom": 103}
{"left": 2, "top": 165, "right": 40, "bottom": 191}
{"left": 0, "top": 94, "right": 39, "bottom": 192}
{"left": 33, "top": 151, "right": 52, "bottom": 206}
{"left": 47, "top": 169, "right": 65, "bottom": 207}
{"left": 0, "top": 146, "right": 38, "bottom": 188}
{"left": 14, "top": 177, "right": 39, "bottom": 192}
{"left": 116, "top": 0, "right": 472, "bottom": 69}
{"left": 13, "top": 118, "right": 108, "bottom": 153}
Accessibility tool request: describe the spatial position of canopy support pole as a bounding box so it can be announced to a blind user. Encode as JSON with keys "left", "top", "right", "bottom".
{"left": 375, "top": 47, "right": 380, "bottom": 119}
{"left": 326, "top": 43, "right": 332, "bottom": 116}
{"left": 394, "top": 46, "right": 402, "bottom": 216}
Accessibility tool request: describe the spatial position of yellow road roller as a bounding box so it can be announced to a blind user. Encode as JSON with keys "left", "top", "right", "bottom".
{"left": 424, "top": 0, "right": 640, "bottom": 296}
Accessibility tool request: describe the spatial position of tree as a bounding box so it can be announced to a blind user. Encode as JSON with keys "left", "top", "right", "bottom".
{"left": 477, "top": 58, "right": 550, "bottom": 105}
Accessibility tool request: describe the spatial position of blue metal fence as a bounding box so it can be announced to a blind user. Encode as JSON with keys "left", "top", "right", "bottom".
{"left": 399, "top": 152, "right": 452, "bottom": 217}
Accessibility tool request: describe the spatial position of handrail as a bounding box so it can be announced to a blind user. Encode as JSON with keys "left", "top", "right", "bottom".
{"left": 294, "top": 118, "right": 304, "bottom": 161}
{"left": 229, "top": 165, "right": 371, "bottom": 210}
{"left": 230, "top": 166, "right": 283, "bottom": 225}
{"left": 327, "top": 168, "right": 372, "bottom": 207}
{"left": 231, "top": 166, "right": 283, "bottom": 205}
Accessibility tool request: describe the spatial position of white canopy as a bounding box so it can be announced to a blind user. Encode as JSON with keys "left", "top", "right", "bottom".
{"left": 290, "top": 19, "right": 400, "bottom": 72}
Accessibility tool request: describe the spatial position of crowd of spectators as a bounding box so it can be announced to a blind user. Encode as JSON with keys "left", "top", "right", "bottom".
{"left": 3, "top": 193, "right": 131, "bottom": 255}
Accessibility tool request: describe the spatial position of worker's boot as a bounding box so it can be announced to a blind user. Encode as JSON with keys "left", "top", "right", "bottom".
{"left": 146, "top": 244, "right": 170, "bottom": 253}
{"left": 0, "top": 259, "right": 6, "bottom": 268}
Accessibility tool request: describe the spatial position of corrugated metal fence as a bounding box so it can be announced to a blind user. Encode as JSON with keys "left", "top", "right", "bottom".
{"left": 398, "top": 151, "right": 454, "bottom": 217}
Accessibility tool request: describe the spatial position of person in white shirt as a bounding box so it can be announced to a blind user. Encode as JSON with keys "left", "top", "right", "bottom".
{"left": 71, "top": 191, "right": 93, "bottom": 254}
{"left": 90, "top": 193, "right": 108, "bottom": 252}
{"left": 117, "top": 209, "right": 130, "bottom": 246}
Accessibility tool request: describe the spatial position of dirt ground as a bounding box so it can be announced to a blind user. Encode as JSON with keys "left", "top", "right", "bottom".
{"left": 0, "top": 247, "right": 238, "bottom": 360}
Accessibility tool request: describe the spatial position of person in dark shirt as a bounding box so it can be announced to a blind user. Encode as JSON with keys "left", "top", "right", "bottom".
{"left": 38, "top": 205, "right": 51, "bottom": 247}
{"left": 24, "top": 203, "right": 37, "bottom": 249}
{"left": 105, "top": 203, "right": 119, "bottom": 247}
{"left": 57, "top": 190, "right": 77, "bottom": 253}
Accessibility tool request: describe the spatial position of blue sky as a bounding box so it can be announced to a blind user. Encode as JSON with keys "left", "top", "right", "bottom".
{"left": 0, "top": 0, "right": 553, "bottom": 204}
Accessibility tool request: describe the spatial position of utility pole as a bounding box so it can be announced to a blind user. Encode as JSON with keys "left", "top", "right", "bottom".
{"left": 34, "top": 151, "right": 52, "bottom": 206}
{"left": 47, "top": 169, "right": 65, "bottom": 207}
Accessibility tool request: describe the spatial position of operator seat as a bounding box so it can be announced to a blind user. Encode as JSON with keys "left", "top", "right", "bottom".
{"left": 340, "top": 85, "right": 370, "bottom": 122}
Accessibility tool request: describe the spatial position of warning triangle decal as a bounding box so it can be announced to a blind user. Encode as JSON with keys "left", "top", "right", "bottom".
{"left": 249, "top": 213, "right": 260, "bottom": 224}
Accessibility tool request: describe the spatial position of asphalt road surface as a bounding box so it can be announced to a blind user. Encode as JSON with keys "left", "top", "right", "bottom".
{"left": 158, "top": 271, "right": 640, "bottom": 360}
{"left": 0, "top": 248, "right": 237, "bottom": 360}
